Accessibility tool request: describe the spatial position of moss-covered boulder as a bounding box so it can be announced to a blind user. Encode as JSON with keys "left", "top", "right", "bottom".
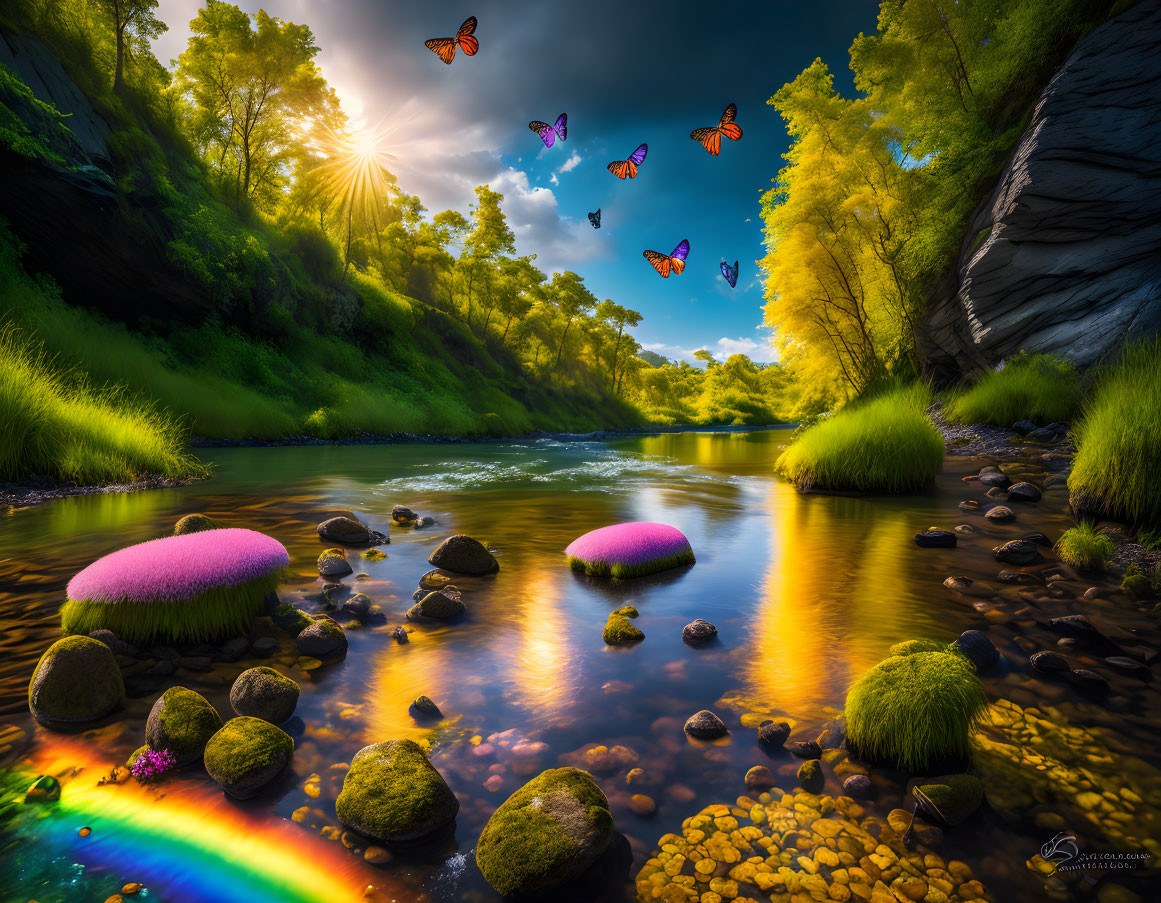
{"left": 317, "top": 516, "right": 386, "bottom": 545}
{"left": 174, "top": 513, "right": 218, "bottom": 535}
{"left": 797, "top": 759, "right": 824, "bottom": 793}
{"left": 317, "top": 547, "right": 353, "bottom": 577}
{"left": 295, "top": 615, "right": 347, "bottom": 659}
{"left": 272, "top": 603, "right": 313, "bottom": 637}
{"left": 203, "top": 716, "right": 294, "bottom": 799}
{"left": 406, "top": 588, "right": 466, "bottom": 621}
{"left": 912, "top": 774, "right": 984, "bottom": 826}
{"left": 28, "top": 636, "right": 124, "bottom": 726}
{"left": 428, "top": 534, "right": 498, "bottom": 575}
{"left": 889, "top": 638, "right": 946, "bottom": 657}
{"left": 602, "top": 606, "right": 644, "bottom": 646}
{"left": 335, "top": 739, "right": 459, "bottom": 842}
{"left": 476, "top": 767, "right": 614, "bottom": 897}
{"left": 145, "top": 686, "right": 223, "bottom": 766}
{"left": 229, "top": 666, "right": 300, "bottom": 724}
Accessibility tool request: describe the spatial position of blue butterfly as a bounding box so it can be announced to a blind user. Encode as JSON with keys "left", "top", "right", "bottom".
{"left": 588, "top": 209, "right": 601, "bottom": 229}
{"left": 720, "top": 258, "right": 738, "bottom": 288}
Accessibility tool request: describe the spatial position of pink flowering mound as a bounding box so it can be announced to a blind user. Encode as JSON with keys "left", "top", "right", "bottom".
{"left": 62, "top": 528, "right": 289, "bottom": 643}
{"left": 565, "top": 521, "right": 695, "bottom": 578}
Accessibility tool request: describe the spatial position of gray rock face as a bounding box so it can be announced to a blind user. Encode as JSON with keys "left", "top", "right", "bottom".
{"left": 920, "top": 2, "right": 1161, "bottom": 378}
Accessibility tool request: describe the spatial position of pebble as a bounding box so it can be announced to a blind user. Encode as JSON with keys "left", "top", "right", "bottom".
{"left": 943, "top": 575, "right": 973, "bottom": 591}
{"left": 364, "top": 845, "right": 392, "bottom": 865}
{"left": 411, "top": 695, "right": 442, "bottom": 717}
{"left": 391, "top": 625, "right": 409, "bottom": 643}
{"left": 629, "top": 793, "right": 657, "bottom": 816}
{"left": 121, "top": 885, "right": 143, "bottom": 896}
{"left": 842, "top": 773, "right": 872, "bottom": 798}
{"left": 980, "top": 471, "right": 1011, "bottom": 488}
{"left": 958, "top": 499, "right": 980, "bottom": 511}
{"left": 78, "top": 826, "right": 91, "bottom": 837}
{"left": 954, "top": 523, "right": 975, "bottom": 535}
{"left": 1008, "top": 482, "right": 1043, "bottom": 502}
{"left": 993, "top": 539, "right": 1040, "bottom": 564}
{"left": 998, "top": 570, "right": 1040, "bottom": 585}
{"left": 682, "top": 618, "right": 718, "bottom": 643}
{"left": 251, "top": 637, "right": 279, "bottom": 657}
{"left": 744, "top": 765, "right": 775, "bottom": 791}
{"left": 985, "top": 506, "right": 1015, "bottom": 523}
{"left": 1068, "top": 669, "right": 1110, "bottom": 692}
{"left": 915, "top": 529, "right": 956, "bottom": 548}
{"left": 684, "top": 710, "right": 728, "bottom": 739}
{"left": 1050, "top": 614, "right": 1103, "bottom": 642}
{"left": 1023, "top": 532, "right": 1053, "bottom": 547}
{"left": 954, "top": 630, "right": 1000, "bottom": 673}
{"left": 1031, "top": 651, "right": 1071, "bottom": 672}
{"left": 786, "top": 740, "right": 821, "bottom": 760}
{"left": 1104, "top": 656, "right": 1148, "bottom": 673}
{"left": 757, "top": 720, "right": 790, "bottom": 750}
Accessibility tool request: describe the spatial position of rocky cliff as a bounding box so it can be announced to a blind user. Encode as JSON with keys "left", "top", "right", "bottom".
{"left": 920, "top": 0, "right": 1161, "bottom": 379}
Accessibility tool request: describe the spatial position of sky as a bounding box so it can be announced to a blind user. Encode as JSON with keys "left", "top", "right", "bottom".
{"left": 152, "top": 0, "right": 879, "bottom": 365}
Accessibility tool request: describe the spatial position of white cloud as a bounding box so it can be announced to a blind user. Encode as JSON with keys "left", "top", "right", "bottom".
{"left": 550, "top": 173, "right": 559, "bottom": 185}
{"left": 711, "top": 335, "right": 777, "bottom": 364}
{"left": 557, "top": 151, "right": 582, "bottom": 174}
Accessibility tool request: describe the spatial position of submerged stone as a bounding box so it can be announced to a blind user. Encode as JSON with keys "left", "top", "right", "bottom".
{"left": 915, "top": 529, "right": 956, "bottom": 548}
{"left": 684, "top": 710, "right": 728, "bottom": 739}
{"left": 757, "top": 720, "right": 790, "bottom": 750}
{"left": 682, "top": 618, "right": 717, "bottom": 643}
{"left": 428, "top": 534, "right": 498, "bottom": 575}
{"left": 954, "top": 630, "right": 1000, "bottom": 673}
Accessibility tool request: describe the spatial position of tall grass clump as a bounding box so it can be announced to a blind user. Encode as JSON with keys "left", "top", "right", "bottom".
{"left": 0, "top": 326, "right": 205, "bottom": 484}
{"left": 945, "top": 352, "right": 1081, "bottom": 426}
{"left": 1055, "top": 522, "right": 1115, "bottom": 571}
{"left": 777, "top": 384, "right": 944, "bottom": 493}
{"left": 1069, "top": 337, "right": 1161, "bottom": 529}
{"left": 845, "top": 651, "right": 988, "bottom": 773}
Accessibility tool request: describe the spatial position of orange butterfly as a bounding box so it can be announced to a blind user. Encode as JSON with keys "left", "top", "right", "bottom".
{"left": 643, "top": 239, "right": 689, "bottom": 278}
{"left": 690, "top": 103, "right": 742, "bottom": 156}
{"left": 607, "top": 143, "right": 648, "bottom": 179}
{"left": 425, "top": 16, "right": 479, "bottom": 64}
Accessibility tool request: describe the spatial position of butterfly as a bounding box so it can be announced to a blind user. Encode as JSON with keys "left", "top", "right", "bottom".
{"left": 529, "top": 113, "right": 567, "bottom": 148}
{"left": 643, "top": 239, "right": 689, "bottom": 278}
{"left": 607, "top": 143, "right": 648, "bottom": 179}
{"left": 588, "top": 209, "right": 601, "bottom": 229}
{"left": 690, "top": 103, "right": 742, "bottom": 156}
{"left": 425, "top": 16, "right": 479, "bottom": 64}
{"left": 720, "top": 258, "right": 739, "bottom": 288}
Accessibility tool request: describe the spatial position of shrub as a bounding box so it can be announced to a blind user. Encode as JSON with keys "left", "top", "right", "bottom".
{"left": 945, "top": 352, "right": 1081, "bottom": 426}
{"left": 1069, "top": 337, "right": 1161, "bottom": 529}
{"left": 1055, "top": 522, "right": 1115, "bottom": 571}
{"left": 845, "top": 651, "right": 988, "bottom": 773}
{"left": 778, "top": 384, "right": 944, "bottom": 493}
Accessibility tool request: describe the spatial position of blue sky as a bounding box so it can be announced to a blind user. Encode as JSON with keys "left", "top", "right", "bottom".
{"left": 153, "top": 0, "right": 878, "bottom": 364}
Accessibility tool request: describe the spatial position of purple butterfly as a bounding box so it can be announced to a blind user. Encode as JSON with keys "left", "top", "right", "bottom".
{"left": 608, "top": 143, "right": 648, "bottom": 179}
{"left": 721, "top": 259, "right": 738, "bottom": 288}
{"left": 643, "top": 239, "right": 689, "bottom": 278}
{"left": 529, "top": 113, "right": 567, "bottom": 148}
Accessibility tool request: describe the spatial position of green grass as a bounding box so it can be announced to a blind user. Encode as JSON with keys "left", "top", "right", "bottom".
{"left": 1055, "top": 522, "right": 1115, "bottom": 571}
{"left": 845, "top": 650, "right": 988, "bottom": 773}
{"left": 777, "top": 384, "right": 944, "bottom": 493}
{"left": 1069, "top": 337, "right": 1161, "bottom": 529}
{"left": 0, "top": 325, "right": 205, "bottom": 484}
{"left": 944, "top": 352, "right": 1081, "bottom": 426}
{"left": 567, "top": 549, "right": 696, "bottom": 579}
{"left": 60, "top": 571, "right": 282, "bottom": 644}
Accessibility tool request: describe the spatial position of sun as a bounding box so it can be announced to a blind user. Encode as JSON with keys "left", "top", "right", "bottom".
{"left": 348, "top": 126, "right": 382, "bottom": 162}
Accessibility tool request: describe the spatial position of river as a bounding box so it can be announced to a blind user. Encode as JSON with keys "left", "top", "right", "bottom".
{"left": 2, "top": 431, "right": 1157, "bottom": 902}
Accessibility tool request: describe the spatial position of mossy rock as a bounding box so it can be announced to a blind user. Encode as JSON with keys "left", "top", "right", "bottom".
{"left": 335, "top": 739, "right": 459, "bottom": 842}
{"left": 602, "top": 614, "right": 643, "bottom": 645}
{"left": 476, "top": 767, "right": 613, "bottom": 897}
{"left": 146, "top": 686, "right": 223, "bottom": 766}
{"left": 612, "top": 604, "right": 639, "bottom": 619}
{"left": 174, "top": 513, "right": 218, "bottom": 535}
{"left": 272, "top": 603, "right": 313, "bottom": 637}
{"left": 428, "top": 534, "right": 498, "bottom": 575}
{"left": 126, "top": 744, "right": 149, "bottom": 769}
{"left": 406, "top": 589, "right": 465, "bottom": 621}
{"left": 318, "top": 547, "right": 353, "bottom": 577}
{"left": 889, "top": 638, "right": 947, "bottom": 657}
{"left": 797, "top": 759, "right": 824, "bottom": 793}
{"left": 294, "top": 615, "right": 347, "bottom": 659}
{"left": 1121, "top": 573, "right": 1154, "bottom": 600}
{"left": 203, "top": 716, "right": 294, "bottom": 799}
{"left": 364, "top": 548, "right": 388, "bottom": 562}
{"left": 845, "top": 651, "right": 988, "bottom": 773}
{"left": 28, "top": 635, "right": 124, "bottom": 726}
{"left": 229, "top": 666, "right": 300, "bottom": 724}
{"left": 913, "top": 774, "right": 984, "bottom": 826}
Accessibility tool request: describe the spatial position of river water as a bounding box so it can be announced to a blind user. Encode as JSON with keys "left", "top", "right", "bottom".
{"left": 1, "top": 431, "right": 1157, "bottom": 902}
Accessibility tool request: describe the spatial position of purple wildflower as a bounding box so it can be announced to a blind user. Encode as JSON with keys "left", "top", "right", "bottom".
{"left": 131, "top": 747, "right": 178, "bottom": 783}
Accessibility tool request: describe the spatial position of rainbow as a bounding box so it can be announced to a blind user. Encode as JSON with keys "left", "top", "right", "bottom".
{"left": 23, "top": 741, "right": 387, "bottom": 903}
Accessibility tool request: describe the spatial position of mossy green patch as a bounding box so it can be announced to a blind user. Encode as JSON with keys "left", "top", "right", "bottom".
{"left": 60, "top": 571, "right": 281, "bottom": 645}
{"left": 889, "top": 638, "right": 948, "bottom": 657}
{"left": 611, "top": 604, "right": 639, "bottom": 618}
{"left": 915, "top": 774, "right": 984, "bottom": 826}
{"left": 568, "top": 550, "right": 695, "bottom": 579}
{"left": 603, "top": 614, "right": 644, "bottom": 645}
{"left": 476, "top": 767, "right": 614, "bottom": 897}
{"left": 335, "top": 739, "right": 459, "bottom": 842}
{"left": 28, "top": 635, "right": 124, "bottom": 724}
{"left": 174, "top": 513, "right": 218, "bottom": 535}
{"left": 364, "top": 548, "right": 388, "bottom": 562}
{"left": 146, "top": 686, "right": 223, "bottom": 764}
{"left": 1055, "top": 523, "right": 1115, "bottom": 571}
{"left": 203, "top": 716, "right": 293, "bottom": 799}
{"left": 845, "top": 651, "right": 988, "bottom": 773}
{"left": 1121, "top": 572, "right": 1154, "bottom": 600}
{"left": 797, "top": 759, "right": 823, "bottom": 793}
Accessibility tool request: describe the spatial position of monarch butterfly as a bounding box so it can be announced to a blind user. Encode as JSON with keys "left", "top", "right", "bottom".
{"left": 643, "top": 239, "right": 689, "bottom": 278}
{"left": 529, "top": 113, "right": 567, "bottom": 148}
{"left": 607, "top": 143, "right": 648, "bottom": 179}
{"left": 588, "top": 209, "right": 601, "bottom": 229}
{"left": 690, "top": 103, "right": 742, "bottom": 156}
{"left": 425, "top": 16, "right": 479, "bottom": 64}
{"left": 720, "top": 259, "right": 738, "bottom": 288}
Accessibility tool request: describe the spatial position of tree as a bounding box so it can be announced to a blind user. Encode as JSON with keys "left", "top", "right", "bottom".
{"left": 694, "top": 349, "right": 719, "bottom": 369}
{"left": 176, "top": 1, "right": 337, "bottom": 208}
{"left": 94, "top": 0, "right": 167, "bottom": 93}
{"left": 595, "top": 300, "right": 642, "bottom": 391}
{"left": 546, "top": 271, "right": 596, "bottom": 369}
{"left": 456, "top": 185, "right": 515, "bottom": 329}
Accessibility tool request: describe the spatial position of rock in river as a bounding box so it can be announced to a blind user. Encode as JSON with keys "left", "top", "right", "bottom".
{"left": 407, "top": 589, "right": 465, "bottom": 621}
{"left": 786, "top": 740, "right": 822, "bottom": 760}
{"left": 28, "top": 636, "right": 125, "bottom": 727}
{"left": 681, "top": 618, "right": 717, "bottom": 643}
{"left": 317, "top": 548, "right": 352, "bottom": 577}
{"left": 1008, "top": 482, "right": 1043, "bottom": 502}
{"left": 979, "top": 471, "right": 1011, "bottom": 489}
{"left": 684, "top": 710, "right": 728, "bottom": 739}
{"left": 203, "top": 716, "right": 294, "bottom": 799}
{"left": 985, "top": 506, "right": 1015, "bottom": 523}
{"left": 476, "top": 767, "right": 613, "bottom": 898}
{"left": 757, "top": 720, "right": 791, "bottom": 750}
{"left": 1031, "top": 651, "right": 1071, "bottom": 673}
{"left": 295, "top": 615, "right": 348, "bottom": 659}
{"left": 146, "top": 686, "right": 223, "bottom": 765}
{"left": 229, "top": 667, "right": 299, "bottom": 725}
{"left": 993, "top": 539, "right": 1040, "bottom": 564}
{"left": 843, "top": 773, "right": 873, "bottom": 799}
{"left": 317, "top": 516, "right": 386, "bottom": 545}
{"left": 953, "top": 630, "right": 1000, "bottom": 673}
{"left": 915, "top": 529, "right": 956, "bottom": 548}
{"left": 411, "top": 695, "right": 442, "bottom": 718}
{"left": 428, "top": 534, "right": 498, "bottom": 575}
{"left": 336, "top": 740, "right": 459, "bottom": 842}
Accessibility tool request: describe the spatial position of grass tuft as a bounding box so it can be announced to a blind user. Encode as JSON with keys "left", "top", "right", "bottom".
{"left": 1069, "top": 337, "right": 1161, "bottom": 529}
{"left": 1055, "top": 523, "right": 1115, "bottom": 571}
{"left": 567, "top": 550, "right": 695, "bottom": 579}
{"left": 777, "top": 384, "right": 944, "bottom": 493}
{"left": 845, "top": 650, "right": 988, "bottom": 773}
{"left": 945, "top": 352, "right": 1080, "bottom": 426}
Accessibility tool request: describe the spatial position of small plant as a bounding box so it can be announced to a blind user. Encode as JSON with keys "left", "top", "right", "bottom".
{"left": 945, "top": 352, "right": 1080, "bottom": 426}
{"left": 130, "top": 748, "right": 177, "bottom": 783}
{"left": 777, "top": 384, "right": 944, "bottom": 493}
{"left": 1055, "top": 522, "right": 1115, "bottom": 570}
{"left": 845, "top": 651, "right": 988, "bottom": 773}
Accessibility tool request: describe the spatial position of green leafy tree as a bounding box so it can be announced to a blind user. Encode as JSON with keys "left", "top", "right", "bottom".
{"left": 93, "top": 0, "right": 167, "bottom": 93}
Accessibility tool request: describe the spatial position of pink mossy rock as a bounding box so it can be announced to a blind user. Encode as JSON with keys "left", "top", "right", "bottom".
{"left": 565, "top": 522, "right": 695, "bottom": 579}
{"left": 61, "top": 529, "right": 289, "bottom": 646}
